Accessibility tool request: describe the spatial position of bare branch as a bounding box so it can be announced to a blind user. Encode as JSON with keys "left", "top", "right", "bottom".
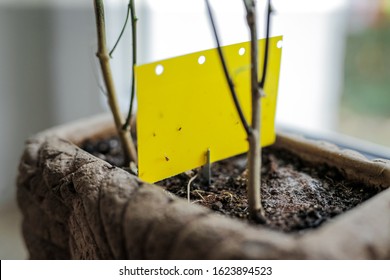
{"left": 123, "top": 0, "right": 138, "bottom": 130}
{"left": 259, "top": 0, "right": 272, "bottom": 88}
{"left": 205, "top": 0, "right": 251, "bottom": 136}
{"left": 93, "top": 0, "right": 138, "bottom": 165}
{"left": 109, "top": 1, "right": 131, "bottom": 57}
{"left": 244, "top": 0, "right": 266, "bottom": 223}
{"left": 243, "top": 0, "right": 251, "bottom": 13}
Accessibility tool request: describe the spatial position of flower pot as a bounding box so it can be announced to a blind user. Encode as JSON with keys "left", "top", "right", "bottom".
{"left": 17, "top": 114, "right": 390, "bottom": 259}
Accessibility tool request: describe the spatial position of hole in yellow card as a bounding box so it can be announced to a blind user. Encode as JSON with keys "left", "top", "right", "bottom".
{"left": 136, "top": 36, "right": 283, "bottom": 183}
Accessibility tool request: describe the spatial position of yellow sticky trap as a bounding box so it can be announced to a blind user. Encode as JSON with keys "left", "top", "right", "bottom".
{"left": 136, "top": 36, "right": 283, "bottom": 183}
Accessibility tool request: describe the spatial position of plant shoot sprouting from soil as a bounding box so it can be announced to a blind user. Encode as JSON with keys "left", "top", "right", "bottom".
{"left": 205, "top": 0, "right": 272, "bottom": 223}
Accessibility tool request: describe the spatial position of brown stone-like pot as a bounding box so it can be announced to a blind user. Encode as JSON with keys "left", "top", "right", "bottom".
{"left": 17, "top": 114, "right": 390, "bottom": 259}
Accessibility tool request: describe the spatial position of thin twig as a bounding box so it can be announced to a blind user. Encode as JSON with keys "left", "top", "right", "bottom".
{"left": 243, "top": 0, "right": 251, "bottom": 13}
{"left": 205, "top": 0, "right": 251, "bottom": 136}
{"left": 93, "top": 0, "right": 138, "bottom": 165}
{"left": 109, "top": 1, "right": 131, "bottom": 57}
{"left": 123, "top": 0, "right": 137, "bottom": 130}
{"left": 259, "top": 0, "right": 272, "bottom": 88}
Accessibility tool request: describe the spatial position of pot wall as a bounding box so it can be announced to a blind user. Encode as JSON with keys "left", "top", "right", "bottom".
{"left": 17, "top": 115, "right": 390, "bottom": 259}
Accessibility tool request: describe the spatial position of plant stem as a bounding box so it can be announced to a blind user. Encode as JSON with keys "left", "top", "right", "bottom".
{"left": 109, "top": 1, "right": 131, "bottom": 58}
{"left": 259, "top": 0, "right": 271, "bottom": 88}
{"left": 245, "top": 0, "right": 266, "bottom": 222}
{"left": 123, "top": 0, "right": 137, "bottom": 130}
{"left": 93, "top": 0, "right": 138, "bottom": 166}
{"left": 205, "top": 0, "right": 251, "bottom": 136}
{"left": 206, "top": 0, "right": 266, "bottom": 222}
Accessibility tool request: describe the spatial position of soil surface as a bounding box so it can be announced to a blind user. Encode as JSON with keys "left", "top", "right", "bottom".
{"left": 81, "top": 136, "right": 383, "bottom": 233}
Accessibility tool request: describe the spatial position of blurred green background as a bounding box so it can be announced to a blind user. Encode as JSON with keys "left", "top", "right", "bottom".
{"left": 339, "top": 11, "right": 390, "bottom": 147}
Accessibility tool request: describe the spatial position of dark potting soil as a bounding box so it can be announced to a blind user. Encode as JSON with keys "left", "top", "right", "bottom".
{"left": 81, "top": 136, "right": 383, "bottom": 233}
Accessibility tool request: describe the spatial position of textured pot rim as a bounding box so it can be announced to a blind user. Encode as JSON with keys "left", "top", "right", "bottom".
{"left": 19, "top": 114, "right": 390, "bottom": 259}
{"left": 35, "top": 114, "right": 390, "bottom": 187}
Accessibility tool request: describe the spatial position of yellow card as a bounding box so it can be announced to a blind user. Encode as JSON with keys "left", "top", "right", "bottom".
{"left": 136, "top": 36, "right": 283, "bottom": 183}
